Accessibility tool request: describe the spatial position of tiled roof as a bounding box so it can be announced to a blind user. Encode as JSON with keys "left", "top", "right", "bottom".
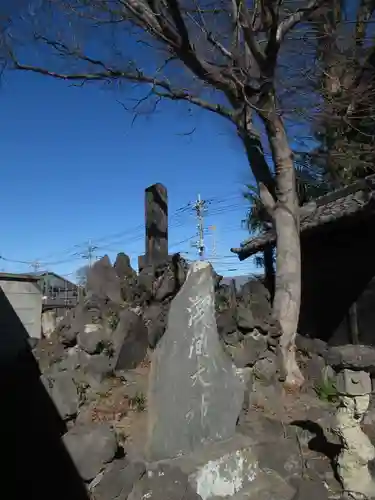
{"left": 231, "top": 174, "right": 375, "bottom": 260}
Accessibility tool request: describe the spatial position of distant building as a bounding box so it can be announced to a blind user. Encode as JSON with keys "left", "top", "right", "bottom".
{"left": 0, "top": 272, "right": 42, "bottom": 339}
{"left": 29, "top": 271, "right": 79, "bottom": 311}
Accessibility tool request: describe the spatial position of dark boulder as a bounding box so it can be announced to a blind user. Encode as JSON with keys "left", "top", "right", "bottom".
{"left": 112, "top": 309, "right": 149, "bottom": 370}
{"left": 127, "top": 464, "right": 202, "bottom": 500}
{"left": 86, "top": 256, "right": 123, "bottom": 305}
{"left": 63, "top": 423, "right": 118, "bottom": 482}
{"left": 216, "top": 309, "right": 238, "bottom": 343}
{"left": 114, "top": 252, "right": 138, "bottom": 303}
{"left": 77, "top": 325, "right": 108, "bottom": 355}
{"left": 41, "top": 370, "right": 79, "bottom": 421}
{"left": 323, "top": 344, "right": 375, "bottom": 374}
{"left": 91, "top": 458, "right": 146, "bottom": 500}
{"left": 114, "top": 252, "right": 137, "bottom": 280}
{"left": 143, "top": 303, "right": 168, "bottom": 348}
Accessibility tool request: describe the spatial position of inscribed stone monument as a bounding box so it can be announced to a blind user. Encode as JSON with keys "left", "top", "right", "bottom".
{"left": 147, "top": 260, "right": 247, "bottom": 461}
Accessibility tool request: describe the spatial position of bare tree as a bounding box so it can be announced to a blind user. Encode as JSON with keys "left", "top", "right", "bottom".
{"left": 305, "top": 0, "right": 375, "bottom": 184}
{"left": 4, "top": 0, "right": 330, "bottom": 388}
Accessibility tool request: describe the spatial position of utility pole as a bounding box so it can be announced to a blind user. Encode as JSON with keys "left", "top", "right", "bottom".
{"left": 30, "top": 260, "right": 41, "bottom": 273}
{"left": 76, "top": 240, "right": 98, "bottom": 267}
{"left": 191, "top": 194, "right": 207, "bottom": 260}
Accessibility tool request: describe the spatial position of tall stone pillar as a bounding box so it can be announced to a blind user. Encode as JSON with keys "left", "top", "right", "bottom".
{"left": 138, "top": 183, "right": 168, "bottom": 271}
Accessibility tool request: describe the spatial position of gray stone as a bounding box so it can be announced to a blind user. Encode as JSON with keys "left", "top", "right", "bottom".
{"left": 114, "top": 253, "right": 137, "bottom": 280}
{"left": 295, "top": 335, "right": 328, "bottom": 357}
{"left": 216, "top": 309, "right": 238, "bottom": 341}
{"left": 147, "top": 261, "right": 248, "bottom": 461}
{"left": 240, "top": 279, "right": 271, "bottom": 311}
{"left": 149, "top": 434, "right": 295, "bottom": 500}
{"left": 128, "top": 464, "right": 201, "bottom": 500}
{"left": 63, "top": 423, "right": 118, "bottom": 481}
{"left": 220, "top": 330, "right": 244, "bottom": 347}
{"left": 143, "top": 303, "right": 168, "bottom": 348}
{"left": 288, "top": 478, "right": 330, "bottom": 500}
{"left": 113, "top": 309, "right": 148, "bottom": 370}
{"left": 253, "top": 356, "right": 277, "bottom": 383}
{"left": 57, "top": 346, "right": 81, "bottom": 371}
{"left": 86, "top": 256, "right": 123, "bottom": 304}
{"left": 324, "top": 344, "right": 375, "bottom": 373}
{"left": 41, "top": 310, "right": 57, "bottom": 338}
{"left": 59, "top": 303, "right": 104, "bottom": 346}
{"left": 236, "top": 306, "right": 256, "bottom": 332}
{"left": 364, "top": 395, "right": 375, "bottom": 425}
{"left": 300, "top": 354, "right": 334, "bottom": 388}
{"left": 91, "top": 458, "right": 146, "bottom": 500}
{"left": 136, "top": 265, "right": 156, "bottom": 300}
{"left": 238, "top": 279, "right": 273, "bottom": 332}
{"left": 237, "top": 414, "right": 288, "bottom": 443}
{"left": 83, "top": 353, "right": 114, "bottom": 387}
{"left": 153, "top": 268, "right": 177, "bottom": 302}
{"left": 254, "top": 440, "right": 302, "bottom": 480}
{"left": 226, "top": 332, "right": 268, "bottom": 368}
{"left": 114, "top": 253, "right": 138, "bottom": 303}
{"left": 248, "top": 381, "right": 282, "bottom": 416}
{"left": 57, "top": 308, "right": 80, "bottom": 345}
{"left": 77, "top": 324, "right": 107, "bottom": 355}
{"left": 41, "top": 371, "right": 79, "bottom": 420}
{"left": 336, "top": 369, "right": 372, "bottom": 396}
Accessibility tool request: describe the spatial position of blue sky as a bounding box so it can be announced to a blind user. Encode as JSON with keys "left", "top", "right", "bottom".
{"left": 1, "top": 69, "right": 259, "bottom": 279}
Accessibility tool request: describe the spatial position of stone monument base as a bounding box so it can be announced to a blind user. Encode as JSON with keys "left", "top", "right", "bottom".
{"left": 147, "top": 434, "right": 295, "bottom": 500}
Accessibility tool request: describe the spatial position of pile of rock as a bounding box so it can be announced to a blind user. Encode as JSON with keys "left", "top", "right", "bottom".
{"left": 30, "top": 253, "right": 192, "bottom": 499}
{"left": 30, "top": 254, "right": 375, "bottom": 500}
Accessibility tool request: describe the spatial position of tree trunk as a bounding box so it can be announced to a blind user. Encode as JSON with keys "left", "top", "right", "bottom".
{"left": 263, "top": 245, "right": 275, "bottom": 303}
{"left": 262, "top": 112, "right": 305, "bottom": 389}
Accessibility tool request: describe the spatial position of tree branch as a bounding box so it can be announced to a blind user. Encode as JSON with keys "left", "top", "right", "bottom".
{"left": 154, "top": 89, "right": 234, "bottom": 120}
{"left": 236, "top": 0, "right": 266, "bottom": 70}
{"left": 11, "top": 52, "right": 234, "bottom": 121}
{"left": 276, "top": 0, "right": 328, "bottom": 43}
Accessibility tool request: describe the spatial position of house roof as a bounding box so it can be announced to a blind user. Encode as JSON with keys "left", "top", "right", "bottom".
{"left": 0, "top": 272, "right": 40, "bottom": 282}
{"left": 231, "top": 174, "right": 375, "bottom": 261}
{"left": 28, "top": 271, "right": 77, "bottom": 288}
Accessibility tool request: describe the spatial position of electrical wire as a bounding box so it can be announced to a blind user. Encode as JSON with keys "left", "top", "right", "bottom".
{"left": 1, "top": 189, "right": 253, "bottom": 274}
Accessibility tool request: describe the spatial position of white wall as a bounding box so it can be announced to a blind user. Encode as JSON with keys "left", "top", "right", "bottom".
{"left": 0, "top": 279, "right": 42, "bottom": 339}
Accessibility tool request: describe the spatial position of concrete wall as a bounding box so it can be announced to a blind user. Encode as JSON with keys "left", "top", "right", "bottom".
{"left": 0, "top": 278, "right": 42, "bottom": 339}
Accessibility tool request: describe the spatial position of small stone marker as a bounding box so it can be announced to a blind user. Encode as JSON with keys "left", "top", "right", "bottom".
{"left": 336, "top": 368, "right": 372, "bottom": 396}
{"left": 147, "top": 260, "right": 247, "bottom": 461}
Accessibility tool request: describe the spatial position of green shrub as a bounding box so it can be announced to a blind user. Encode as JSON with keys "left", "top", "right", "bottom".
{"left": 97, "top": 339, "right": 115, "bottom": 358}
{"left": 314, "top": 375, "right": 338, "bottom": 403}
{"left": 107, "top": 310, "right": 120, "bottom": 331}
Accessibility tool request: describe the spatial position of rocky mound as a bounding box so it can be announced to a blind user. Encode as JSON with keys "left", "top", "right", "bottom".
{"left": 29, "top": 254, "right": 375, "bottom": 500}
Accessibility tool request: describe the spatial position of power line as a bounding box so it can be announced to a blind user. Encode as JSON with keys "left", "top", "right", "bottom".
{"left": 31, "top": 202, "right": 194, "bottom": 264}
{"left": 1, "top": 190, "right": 249, "bottom": 272}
